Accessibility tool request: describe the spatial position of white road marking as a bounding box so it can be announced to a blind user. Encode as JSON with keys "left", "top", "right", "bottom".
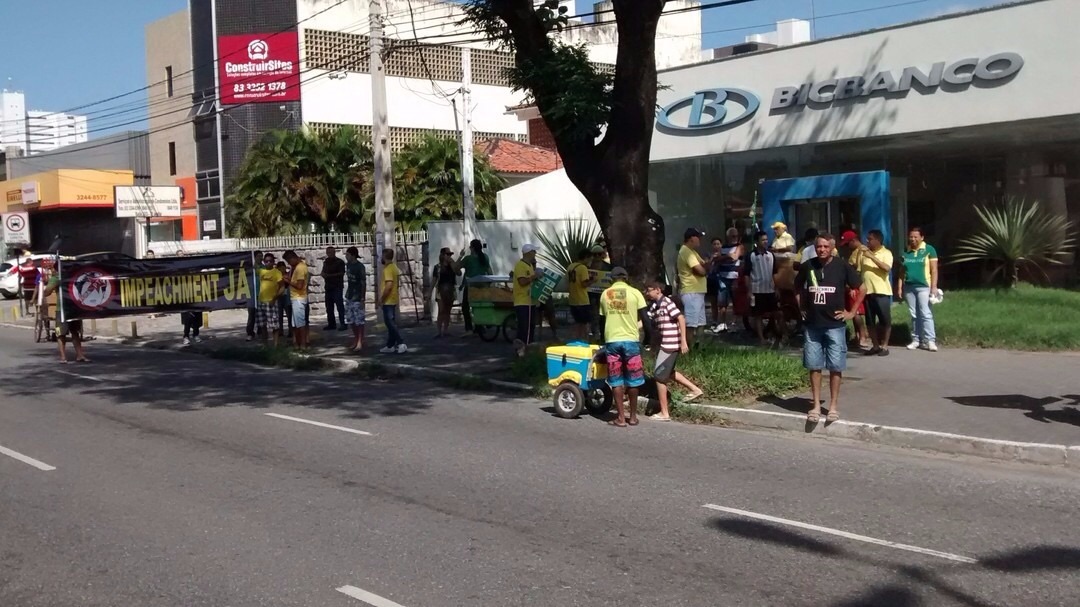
{"left": 0, "top": 444, "right": 56, "bottom": 471}
{"left": 702, "top": 503, "right": 977, "bottom": 563}
{"left": 57, "top": 370, "right": 104, "bottom": 382}
{"left": 264, "top": 413, "right": 372, "bottom": 436}
{"left": 336, "top": 585, "right": 409, "bottom": 606}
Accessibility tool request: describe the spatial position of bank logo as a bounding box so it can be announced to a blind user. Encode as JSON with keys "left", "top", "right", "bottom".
{"left": 656, "top": 88, "right": 760, "bottom": 132}
{"left": 68, "top": 268, "right": 114, "bottom": 311}
{"left": 247, "top": 39, "right": 269, "bottom": 61}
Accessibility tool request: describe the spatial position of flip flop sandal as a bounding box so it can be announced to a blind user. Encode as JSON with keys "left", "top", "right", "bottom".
{"left": 627, "top": 418, "right": 640, "bottom": 426}
{"left": 807, "top": 411, "right": 821, "bottom": 423}
{"left": 826, "top": 411, "right": 840, "bottom": 423}
{"left": 684, "top": 392, "right": 704, "bottom": 403}
{"left": 608, "top": 419, "right": 627, "bottom": 428}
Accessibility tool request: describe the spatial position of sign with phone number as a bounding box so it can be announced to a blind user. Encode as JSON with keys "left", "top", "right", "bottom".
{"left": 217, "top": 32, "right": 300, "bottom": 105}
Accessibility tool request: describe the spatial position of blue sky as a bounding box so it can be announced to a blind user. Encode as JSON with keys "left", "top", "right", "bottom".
{"left": 0, "top": 0, "right": 1001, "bottom": 135}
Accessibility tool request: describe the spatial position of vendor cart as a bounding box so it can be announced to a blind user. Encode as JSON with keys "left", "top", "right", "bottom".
{"left": 546, "top": 342, "right": 613, "bottom": 418}
{"left": 466, "top": 275, "right": 517, "bottom": 342}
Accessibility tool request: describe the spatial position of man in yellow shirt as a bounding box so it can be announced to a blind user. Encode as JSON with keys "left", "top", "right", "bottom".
{"left": 851, "top": 229, "right": 895, "bottom": 356}
{"left": 283, "top": 250, "right": 310, "bottom": 350}
{"left": 379, "top": 247, "right": 406, "bottom": 354}
{"left": 599, "top": 267, "right": 648, "bottom": 428}
{"left": 512, "top": 244, "right": 540, "bottom": 356}
{"left": 255, "top": 252, "right": 284, "bottom": 347}
{"left": 566, "top": 248, "right": 596, "bottom": 341}
{"left": 677, "top": 227, "right": 708, "bottom": 348}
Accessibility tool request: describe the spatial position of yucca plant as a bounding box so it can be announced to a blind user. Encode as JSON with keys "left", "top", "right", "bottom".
{"left": 535, "top": 219, "right": 603, "bottom": 273}
{"left": 950, "top": 197, "right": 1075, "bottom": 288}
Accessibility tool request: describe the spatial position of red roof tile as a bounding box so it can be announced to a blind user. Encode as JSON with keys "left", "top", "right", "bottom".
{"left": 476, "top": 138, "right": 562, "bottom": 175}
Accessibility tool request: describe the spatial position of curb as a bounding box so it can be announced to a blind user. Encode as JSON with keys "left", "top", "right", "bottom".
{"left": 693, "top": 403, "right": 1078, "bottom": 467}
{"left": 9, "top": 321, "right": 1075, "bottom": 468}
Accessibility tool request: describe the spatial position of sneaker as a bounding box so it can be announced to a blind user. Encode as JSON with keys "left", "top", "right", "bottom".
{"left": 323, "top": 325, "right": 336, "bottom": 331}
{"left": 194, "top": 336, "right": 204, "bottom": 343}
{"left": 246, "top": 335, "right": 253, "bottom": 342}
{"left": 928, "top": 341, "right": 938, "bottom": 352}
{"left": 182, "top": 337, "right": 191, "bottom": 346}
{"left": 379, "top": 346, "right": 395, "bottom": 354}
{"left": 396, "top": 343, "right": 408, "bottom": 354}
{"left": 716, "top": 323, "right": 728, "bottom": 333}
{"left": 337, "top": 325, "right": 348, "bottom": 331}
{"left": 906, "top": 340, "right": 920, "bottom": 350}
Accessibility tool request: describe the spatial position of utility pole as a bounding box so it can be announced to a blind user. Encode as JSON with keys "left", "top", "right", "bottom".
{"left": 460, "top": 48, "right": 476, "bottom": 245}
{"left": 370, "top": 0, "right": 395, "bottom": 309}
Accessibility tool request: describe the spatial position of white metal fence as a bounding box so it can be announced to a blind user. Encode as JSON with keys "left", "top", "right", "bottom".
{"left": 145, "top": 231, "right": 428, "bottom": 257}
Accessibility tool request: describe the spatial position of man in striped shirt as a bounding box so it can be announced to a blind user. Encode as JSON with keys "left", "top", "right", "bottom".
{"left": 645, "top": 282, "right": 704, "bottom": 421}
{"left": 746, "top": 231, "right": 782, "bottom": 344}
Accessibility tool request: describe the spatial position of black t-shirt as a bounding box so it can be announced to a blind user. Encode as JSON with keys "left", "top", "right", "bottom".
{"left": 794, "top": 257, "right": 863, "bottom": 329}
{"left": 323, "top": 256, "right": 346, "bottom": 289}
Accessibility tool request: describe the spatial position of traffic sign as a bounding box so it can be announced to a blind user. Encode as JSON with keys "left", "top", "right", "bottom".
{"left": 2, "top": 212, "right": 30, "bottom": 244}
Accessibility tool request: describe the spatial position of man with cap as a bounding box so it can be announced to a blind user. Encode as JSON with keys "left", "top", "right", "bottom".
{"left": 512, "top": 244, "right": 541, "bottom": 356}
{"left": 588, "top": 242, "right": 613, "bottom": 337}
{"left": 599, "top": 267, "right": 648, "bottom": 427}
{"left": 771, "top": 222, "right": 796, "bottom": 257}
{"left": 839, "top": 230, "right": 870, "bottom": 349}
{"left": 677, "top": 228, "right": 709, "bottom": 348}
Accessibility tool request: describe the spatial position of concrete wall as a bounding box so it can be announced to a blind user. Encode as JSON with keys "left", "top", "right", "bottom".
{"left": 145, "top": 9, "right": 197, "bottom": 185}
{"left": 302, "top": 72, "right": 526, "bottom": 136}
{"left": 652, "top": 0, "right": 1080, "bottom": 161}
{"left": 427, "top": 218, "right": 596, "bottom": 277}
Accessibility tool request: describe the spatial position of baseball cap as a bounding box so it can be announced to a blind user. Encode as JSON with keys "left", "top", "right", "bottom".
{"left": 684, "top": 227, "right": 704, "bottom": 240}
{"left": 839, "top": 230, "right": 858, "bottom": 246}
{"left": 771, "top": 221, "right": 787, "bottom": 230}
{"left": 610, "top": 266, "right": 629, "bottom": 279}
{"left": 589, "top": 244, "right": 605, "bottom": 254}
{"left": 522, "top": 243, "right": 539, "bottom": 253}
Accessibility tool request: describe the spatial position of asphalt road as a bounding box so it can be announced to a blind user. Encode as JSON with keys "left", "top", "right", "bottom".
{"left": 1, "top": 325, "right": 1079, "bottom": 607}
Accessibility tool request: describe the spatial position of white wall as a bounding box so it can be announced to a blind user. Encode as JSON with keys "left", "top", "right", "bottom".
{"left": 653, "top": 0, "right": 1080, "bottom": 162}
{"left": 495, "top": 169, "right": 597, "bottom": 223}
{"left": 427, "top": 218, "right": 596, "bottom": 277}
{"left": 302, "top": 71, "right": 526, "bottom": 135}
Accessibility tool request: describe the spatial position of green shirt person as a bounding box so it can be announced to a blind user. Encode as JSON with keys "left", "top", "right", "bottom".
{"left": 898, "top": 227, "right": 940, "bottom": 352}
{"left": 455, "top": 239, "right": 492, "bottom": 333}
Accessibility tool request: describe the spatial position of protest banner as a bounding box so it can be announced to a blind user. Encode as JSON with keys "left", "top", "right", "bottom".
{"left": 60, "top": 253, "right": 255, "bottom": 320}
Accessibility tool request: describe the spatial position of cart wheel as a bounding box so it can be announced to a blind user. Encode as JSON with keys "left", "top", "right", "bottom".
{"left": 502, "top": 313, "right": 518, "bottom": 343}
{"left": 34, "top": 317, "right": 46, "bottom": 344}
{"left": 584, "top": 385, "right": 613, "bottom": 415}
{"left": 476, "top": 324, "right": 499, "bottom": 342}
{"left": 552, "top": 382, "right": 586, "bottom": 419}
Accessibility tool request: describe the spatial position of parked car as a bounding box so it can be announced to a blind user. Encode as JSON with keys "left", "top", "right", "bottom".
{"left": 0, "top": 253, "right": 58, "bottom": 300}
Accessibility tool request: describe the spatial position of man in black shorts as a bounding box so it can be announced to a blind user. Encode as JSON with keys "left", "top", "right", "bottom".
{"left": 745, "top": 231, "right": 781, "bottom": 345}
{"left": 43, "top": 271, "right": 88, "bottom": 363}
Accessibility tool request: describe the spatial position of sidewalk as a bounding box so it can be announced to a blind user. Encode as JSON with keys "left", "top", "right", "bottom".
{"left": 7, "top": 302, "right": 1079, "bottom": 461}
{"left": 751, "top": 346, "right": 1080, "bottom": 446}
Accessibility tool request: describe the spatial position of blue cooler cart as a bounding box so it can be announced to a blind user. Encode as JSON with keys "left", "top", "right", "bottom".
{"left": 546, "top": 342, "right": 613, "bottom": 418}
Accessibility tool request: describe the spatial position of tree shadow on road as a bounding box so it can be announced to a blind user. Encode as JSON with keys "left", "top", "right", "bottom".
{"left": 705, "top": 515, "right": 1080, "bottom": 607}
{"left": 946, "top": 394, "right": 1080, "bottom": 428}
{"left": 6, "top": 341, "right": 492, "bottom": 420}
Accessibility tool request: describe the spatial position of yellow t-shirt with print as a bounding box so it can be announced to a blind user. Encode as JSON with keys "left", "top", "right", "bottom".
{"left": 512, "top": 259, "right": 535, "bottom": 306}
{"left": 677, "top": 245, "right": 706, "bottom": 294}
{"left": 257, "top": 267, "right": 283, "bottom": 303}
{"left": 289, "top": 262, "right": 309, "bottom": 300}
{"left": 599, "top": 281, "right": 647, "bottom": 343}
{"left": 382, "top": 263, "right": 400, "bottom": 305}
{"left": 567, "top": 262, "right": 591, "bottom": 306}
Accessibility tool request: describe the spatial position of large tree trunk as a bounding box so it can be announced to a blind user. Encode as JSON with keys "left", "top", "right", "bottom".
{"left": 487, "top": 0, "right": 666, "bottom": 284}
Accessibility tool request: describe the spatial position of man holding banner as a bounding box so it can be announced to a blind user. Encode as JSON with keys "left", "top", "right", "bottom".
{"left": 512, "top": 244, "right": 541, "bottom": 357}
{"left": 44, "top": 269, "right": 88, "bottom": 363}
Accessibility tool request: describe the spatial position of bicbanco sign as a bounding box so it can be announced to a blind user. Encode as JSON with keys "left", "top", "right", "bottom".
{"left": 655, "top": 52, "right": 1024, "bottom": 133}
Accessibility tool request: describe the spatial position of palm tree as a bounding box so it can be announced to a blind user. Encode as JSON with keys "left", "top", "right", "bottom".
{"left": 228, "top": 126, "right": 373, "bottom": 236}
{"left": 950, "top": 197, "right": 1076, "bottom": 288}
{"left": 386, "top": 134, "right": 505, "bottom": 231}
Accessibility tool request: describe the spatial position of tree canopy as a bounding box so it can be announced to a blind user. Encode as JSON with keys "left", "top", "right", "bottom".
{"left": 464, "top": 0, "right": 668, "bottom": 282}
{"left": 228, "top": 128, "right": 504, "bottom": 237}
